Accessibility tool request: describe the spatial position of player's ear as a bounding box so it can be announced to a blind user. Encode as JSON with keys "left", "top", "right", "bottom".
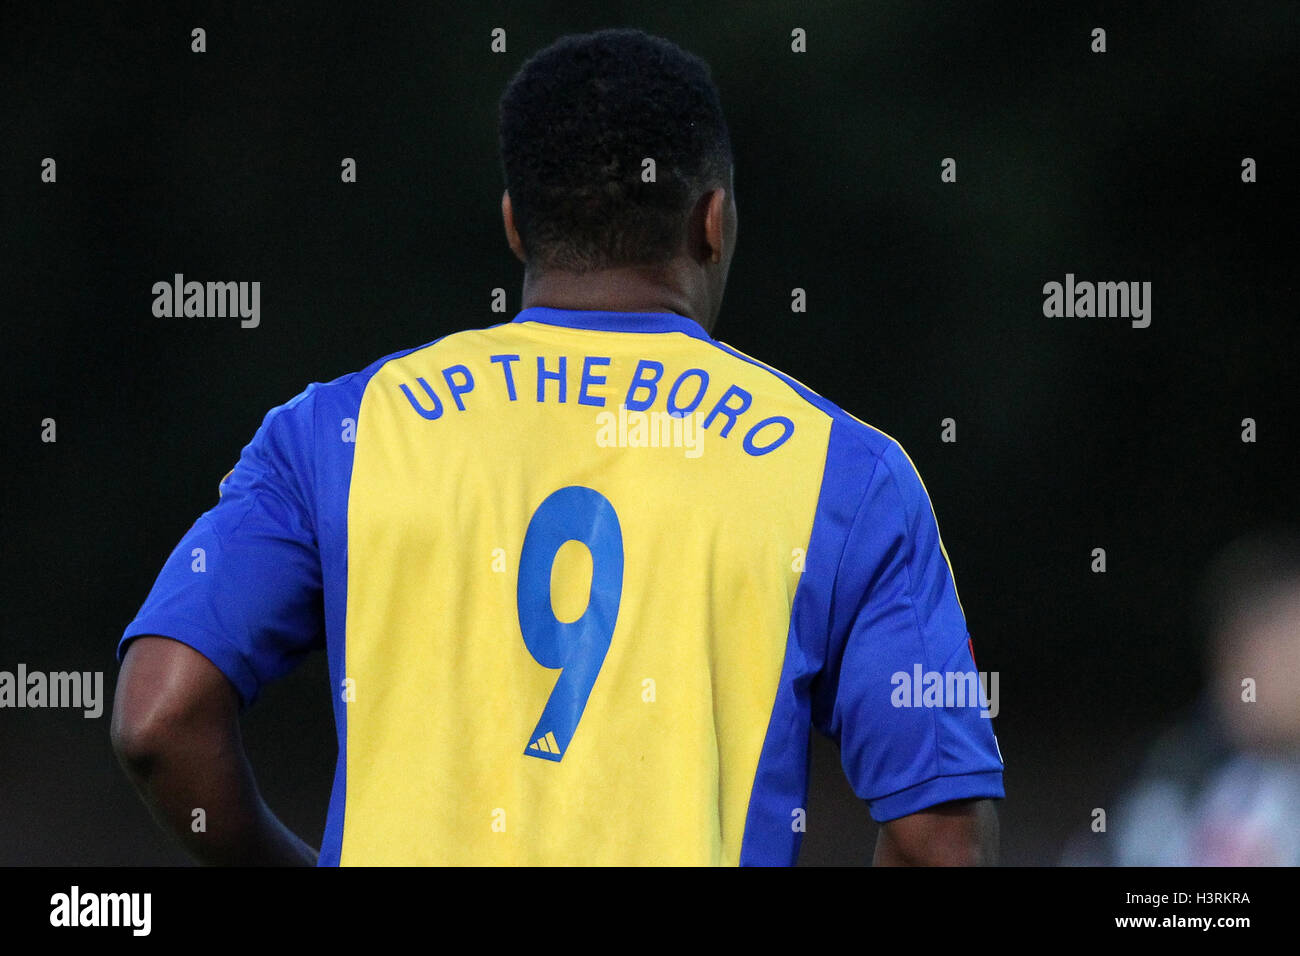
{"left": 701, "top": 187, "right": 729, "bottom": 265}
{"left": 501, "top": 191, "right": 528, "bottom": 265}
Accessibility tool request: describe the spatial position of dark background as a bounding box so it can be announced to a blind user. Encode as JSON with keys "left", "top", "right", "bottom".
{"left": 1, "top": 1, "right": 1294, "bottom": 865}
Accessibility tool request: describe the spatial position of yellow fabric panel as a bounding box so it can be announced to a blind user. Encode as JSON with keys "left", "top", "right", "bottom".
{"left": 341, "top": 321, "right": 831, "bottom": 864}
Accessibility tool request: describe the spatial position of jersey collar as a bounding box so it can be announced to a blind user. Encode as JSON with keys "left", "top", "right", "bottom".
{"left": 512, "top": 306, "right": 713, "bottom": 341}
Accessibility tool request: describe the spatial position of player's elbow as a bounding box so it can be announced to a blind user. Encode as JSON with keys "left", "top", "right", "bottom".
{"left": 924, "top": 830, "right": 996, "bottom": 867}
{"left": 111, "top": 636, "right": 238, "bottom": 777}
{"left": 111, "top": 684, "right": 219, "bottom": 781}
{"left": 876, "top": 798, "right": 1000, "bottom": 866}
{"left": 110, "top": 695, "right": 171, "bottom": 777}
{"left": 887, "top": 833, "right": 992, "bottom": 867}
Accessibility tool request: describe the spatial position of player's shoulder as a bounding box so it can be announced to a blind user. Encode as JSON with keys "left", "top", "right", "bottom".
{"left": 705, "top": 338, "right": 939, "bottom": 522}
{"left": 301, "top": 321, "right": 520, "bottom": 398}
{"left": 708, "top": 337, "right": 904, "bottom": 464}
{"left": 254, "top": 329, "right": 483, "bottom": 430}
{"left": 250, "top": 323, "right": 521, "bottom": 446}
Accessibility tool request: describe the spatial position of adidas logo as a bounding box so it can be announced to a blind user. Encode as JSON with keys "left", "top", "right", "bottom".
{"left": 526, "top": 731, "right": 562, "bottom": 759}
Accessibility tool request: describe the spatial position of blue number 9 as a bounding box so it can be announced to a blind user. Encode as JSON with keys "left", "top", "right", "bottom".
{"left": 517, "top": 486, "right": 623, "bottom": 761}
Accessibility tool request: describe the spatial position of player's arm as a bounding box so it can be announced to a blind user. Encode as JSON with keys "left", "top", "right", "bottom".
{"left": 111, "top": 635, "right": 317, "bottom": 866}
{"left": 813, "top": 437, "right": 1005, "bottom": 863}
{"left": 114, "top": 391, "right": 326, "bottom": 863}
{"left": 873, "top": 797, "right": 999, "bottom": 866}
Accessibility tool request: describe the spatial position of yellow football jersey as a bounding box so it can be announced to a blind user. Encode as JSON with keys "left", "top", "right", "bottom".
{"left": 121, "top": 307, "right": 1004, "bottom": 865}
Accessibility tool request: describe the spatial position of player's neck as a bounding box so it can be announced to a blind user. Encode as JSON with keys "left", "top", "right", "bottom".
{"left": 519, "top": 262, "right": 709, "bottom": 330}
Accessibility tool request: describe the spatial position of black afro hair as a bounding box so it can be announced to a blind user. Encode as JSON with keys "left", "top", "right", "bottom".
{"left": 499, "top": 28, "right": 733, "bottom": 273}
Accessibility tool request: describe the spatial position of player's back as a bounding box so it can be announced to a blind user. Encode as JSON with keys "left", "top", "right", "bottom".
{"left": 122, "top": 305, "right": 1004, "bottom": 866}
{"left": 339, "top": 306, "right": 836, "bottom": 864}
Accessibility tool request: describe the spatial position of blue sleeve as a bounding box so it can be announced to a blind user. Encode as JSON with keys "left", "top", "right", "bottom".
{"left": 117, "top": 389, "right": 324, "bottom": 707}
{"left": 814, "top": 438, "right": 1004, "bottom": 821}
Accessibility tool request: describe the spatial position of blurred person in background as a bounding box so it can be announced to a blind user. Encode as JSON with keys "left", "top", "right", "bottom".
{"left": 1064, "top": 530, "right": 1300, "bottom": 866}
